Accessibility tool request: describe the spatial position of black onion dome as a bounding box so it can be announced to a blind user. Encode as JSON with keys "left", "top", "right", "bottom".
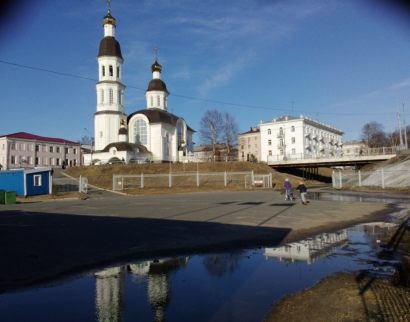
{"left": 118, "top": 127, "right": 128, "bottom": 135}
{"left": 151, "top": 60, "right": 162, "bottom": 72}
{"left": 98, "top": 37, "right": 123, "bottom": 59}
{"left": 146, "top": 79, "right": 169, "bottom": 93}
{"left": 101, "top": 142, "right": 150, "bottom": 153}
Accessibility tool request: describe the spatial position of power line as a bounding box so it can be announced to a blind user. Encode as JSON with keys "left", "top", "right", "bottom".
{"left": 0, "top": 59, "right": 399, "bottom": 117}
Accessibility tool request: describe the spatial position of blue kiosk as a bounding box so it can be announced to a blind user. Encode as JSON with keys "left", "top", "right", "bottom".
{"left": 0, "top": 167, "right": 52, "bottom": 196}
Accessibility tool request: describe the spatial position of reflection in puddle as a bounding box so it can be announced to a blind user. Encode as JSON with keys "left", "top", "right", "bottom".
{"left": 308, "top": 192, "right": 406, "bottom": 204}
{"left": 0, "top": 223, "right": 400, "bottom": 322}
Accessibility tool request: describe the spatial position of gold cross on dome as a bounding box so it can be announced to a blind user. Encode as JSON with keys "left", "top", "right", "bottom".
{"left": 154, "top": 45, "right": 159, "bottom": 61}
{"left": 107, "top": 0, "right": 111, "bottom": 11}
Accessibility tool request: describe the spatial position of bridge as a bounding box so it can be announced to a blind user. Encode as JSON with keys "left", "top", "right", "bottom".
{"left": 267, "top": 147, "right": 397, "bottom": 169}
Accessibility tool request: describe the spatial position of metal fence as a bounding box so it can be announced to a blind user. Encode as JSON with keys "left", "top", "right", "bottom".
{"left": 332, "top": 170, "right": 410, "bottom": 189}
{"left": 113, "top": 171, "right": 257, "bottom": 190}
{"left": 52, "top": 176, "right": 88, "bottom": 193}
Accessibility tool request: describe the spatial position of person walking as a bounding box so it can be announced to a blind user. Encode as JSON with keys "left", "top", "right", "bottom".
{"left": 284, "top": 178, "right": 293, "bottom": 201}
{"left": 296, "top": 181, "right": 307, "bottom": 205}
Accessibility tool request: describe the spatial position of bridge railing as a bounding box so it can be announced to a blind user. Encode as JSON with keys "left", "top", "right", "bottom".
{"left": 267, "top": 147, "right": 397, "bottom": 164}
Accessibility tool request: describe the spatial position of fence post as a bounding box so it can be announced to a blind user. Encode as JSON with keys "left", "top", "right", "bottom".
{"left": 270, "top": 173, "right": 272, "bottom": 188}
{"left": 339, "top": 171, "right": 342, "bottom": 189}
{"left": 224, "top": 171, "right": 227, "bottom": 186}
{"left": 79, "top": 175, "right": 82, "bottom": 192}
{"left": 197, "top": 171, "right": 199, "bottom": 187}
{"left": 141, "top": 173, "right": 144, "bottom": 188}
{"left": 358, "top": 170, "right": 361, "bottom": 187}
{"left": 251, "top": 170, "right": 254, "bottom": 184}
{"left": 381, "top": 170, "right": 385, "bottom": 189}
{"left": 113, "top": 175, "right": 115, "bottom": 190}
{"left": 169, "top": 172, "right": 172, "bottom": 187}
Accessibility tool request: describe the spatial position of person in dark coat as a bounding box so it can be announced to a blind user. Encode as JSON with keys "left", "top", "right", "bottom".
{"left": 296, "top": 181, "right": 307, "bottom": 205}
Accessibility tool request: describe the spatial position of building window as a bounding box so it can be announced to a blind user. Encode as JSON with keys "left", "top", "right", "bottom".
{"left": 241, "top": 145, "right": 244, "bottom": 149}
{"left": 291, "top": 126, "right": 295, "bottom": 132}
{"left": 11, "top": 143, "right": 16, "bottom": 150}
{"left": 157, "top": 95, "right": 160, "bottom": 106}
{"left": 73, "top": 148, "right": 77, "bottom": 154}
{"left": 56, "top": 159, "right": 60, "bottom": 166}
{"left": 109, "top": 89, "right": 113, "bottom": 104}
{"left": 134, "top": 119, "right": 148, "bottom": 145}
{"left": 268, "top": 140, "right": 272, "bottom": 146}
{"left": 35, "top": 157, "right": 39, "bottom": 165}
{"left": 35, "top": 145, "right": 39, "bottom": 152}
{"left": 101, "top": 89, "right": 104, "bottom": 103}
{"left": 268, "top": 129, "right": 271, "bottom": 135}
{"left": 269, "top": 150, "right": 272, "bottom": 156}
{"left": 34, "top": 175, "right": 41, "bottom": 187}
{"left": 279, "top": 127, "right": 283, "bottom": 135}
{"left": 56, "top": 147, "right": 60, "bottom": 153}
{"left": 109, "top": 65, "right": 113, "bottom": 76}
{"left": 11, "top": 156, "right": 15, "bottom": 164}
{"left": 117, "top": 66, "right": 120, "bottom": 78}
{"left": 102, "top": 66, "right": 105, "bottom": 76}
{"left": 177, "top": 122, "right": 183, "bottom": 146}
{"left": 248, "top": 145, "right": 250, "bottom": 149}
{"left": 255, "top": 144, "right": 257, "bottom": 148}
{"left": 65, "top": 148, "right": 69, "bottom": 154}
{"left": 292, "top": 148, "right": 296, "bottom": 154}
{"left": 291, "top": 137, "right": 295, "bottom": 144}
{"left": 247, "top": 137, "right": 250, "bottom": 142}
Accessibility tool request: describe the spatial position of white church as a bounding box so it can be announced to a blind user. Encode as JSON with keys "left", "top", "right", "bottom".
{"left": 84, "top": 4, "right": 194, "bottom": 165}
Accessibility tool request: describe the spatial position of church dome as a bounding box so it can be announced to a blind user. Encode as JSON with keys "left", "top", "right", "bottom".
{"left": 103, "top": 11, "right": 116, "bottom": 26}
{"left": 98, "top": 37, "right": 123, "bottom": 59}
{"left": 151, "top": 60, "right": 162, "bottom": 72}
{"left": 146, "top": 79, "right": 169, "bottom": 93}
{"left": 118, "top": 127, "right": 128, "bottom": 135}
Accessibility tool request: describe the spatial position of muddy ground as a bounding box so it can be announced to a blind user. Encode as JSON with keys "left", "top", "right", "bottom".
{"left": 264, "top": 219, "right": 410, "bottom": 322}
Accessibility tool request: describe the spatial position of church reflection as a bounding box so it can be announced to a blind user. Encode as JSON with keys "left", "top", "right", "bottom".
{"left": 264, "top": 230, "right": 349, "bottom": 264}
{"left": 94, "top": 257, "right": 189, "bottom": 322}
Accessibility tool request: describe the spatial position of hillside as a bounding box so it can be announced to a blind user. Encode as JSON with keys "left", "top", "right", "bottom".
{"left": 64, "top": 162, "right": 324, "bottom": 194}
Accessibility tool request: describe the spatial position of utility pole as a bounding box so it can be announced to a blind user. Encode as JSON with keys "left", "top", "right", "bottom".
{"left": 403, "top": 102, "right": 408, "bottom": 149}
{"left": 397, "top": 100, "right": 404, "bottom": 149}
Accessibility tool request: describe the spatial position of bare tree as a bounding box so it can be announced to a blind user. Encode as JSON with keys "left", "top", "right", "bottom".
{"left": 80, "top": 135, "right": 93, "bottom": 145}
{"left": 223, "top": 112, "right": 239, "bottom": 155}
{"left": 360, "top": 121, "right": 388, "bottom": 148}
{"left": 199, "top": 109, "right": 223, "bottom": 156}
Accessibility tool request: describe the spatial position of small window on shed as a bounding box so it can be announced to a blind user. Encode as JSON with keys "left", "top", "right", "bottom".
{"left": 34, "top": 175, "right": 42, "bottom": 186}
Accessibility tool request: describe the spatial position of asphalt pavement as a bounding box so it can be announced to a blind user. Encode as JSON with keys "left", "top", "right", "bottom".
{"left": 0, "top": 188, "right": 404, "bottom": 293}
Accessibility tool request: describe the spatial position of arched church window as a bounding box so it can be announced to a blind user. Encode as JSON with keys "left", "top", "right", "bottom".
{"left": 109, "top": 89, "right": 113, "bottom": 104}
{"left": 117, "top": 66, "right": 120, "bottom": 78}
{"left": 118, "top": 90, "right": 121, "bottom": 104}
{"left": 165, "top": 97, "right": 168, "bottom": 109}
{"left": 134, "top": 119, "right": 147, "bottom": 145}
{"left": 101, "top": 89, "right": 104, "bottom": 103}
{"left": 150, "top": 96, "right": 153, "bottom": 107}
{"left": 102, "top": 66, "right": 105, "bottom": 77}
{"left": 268, "top": 129, "right": 271, "bottom": 135}
{"left": 109, "top": 65, "right": 113, "bottom": 76}
{"left": 279, "top": 127, "right": 283, "bottom": 135}
{"left": 157, "top": 95, "right": 160, "bottom": 106}
{"left": 177, "top": 122, "right": 183, "bottom": 146}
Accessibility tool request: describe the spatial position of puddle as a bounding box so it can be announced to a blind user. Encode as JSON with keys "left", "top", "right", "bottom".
{"left": 0, "top": 222, "right": 401, "bottom": 322}
{"left": 308, "top": 191, "right": 407, "bottom": 204}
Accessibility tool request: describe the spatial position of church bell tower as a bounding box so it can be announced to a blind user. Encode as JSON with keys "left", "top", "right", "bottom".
{"left": 94, "top": 1, "right": 127, "bottom": 151}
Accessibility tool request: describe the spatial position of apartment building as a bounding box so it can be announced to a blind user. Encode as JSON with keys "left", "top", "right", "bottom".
{"left": 237, "top": 127, "right": 261, "bottom": 161}
{"left": 0, "top": 132, "right": 81, "bottom": 169}
{"left": 259, "top": 115, "right": 343, "bottom": 162}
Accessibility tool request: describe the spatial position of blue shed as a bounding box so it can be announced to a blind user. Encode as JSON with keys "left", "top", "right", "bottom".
{"left": 0, "top": 167, "right": 52, "bottom": 196}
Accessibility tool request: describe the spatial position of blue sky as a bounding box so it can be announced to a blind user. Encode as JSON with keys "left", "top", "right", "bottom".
{"left": 1, "top": 0, "right": 409, "bottom": 143}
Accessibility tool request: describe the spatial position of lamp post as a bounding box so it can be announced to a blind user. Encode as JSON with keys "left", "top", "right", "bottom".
{"left": 403, "top": 102, "right": 408, "bottom": 149}
{"left": 84, "top": 128, "right": 94, "bottom": 165}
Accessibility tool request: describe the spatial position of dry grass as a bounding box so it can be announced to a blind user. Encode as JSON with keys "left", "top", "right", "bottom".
{"left": 64, "top": 162, "right": 326, "bottom": 194}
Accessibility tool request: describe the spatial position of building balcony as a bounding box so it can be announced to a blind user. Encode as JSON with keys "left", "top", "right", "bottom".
{"left": 277, "top": 133, "right": 284, "bottom": 138}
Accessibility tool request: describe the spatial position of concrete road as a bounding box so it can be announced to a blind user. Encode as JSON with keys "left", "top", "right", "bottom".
{"left": 0, "top": 189, "right": 402, "bottom": 293}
